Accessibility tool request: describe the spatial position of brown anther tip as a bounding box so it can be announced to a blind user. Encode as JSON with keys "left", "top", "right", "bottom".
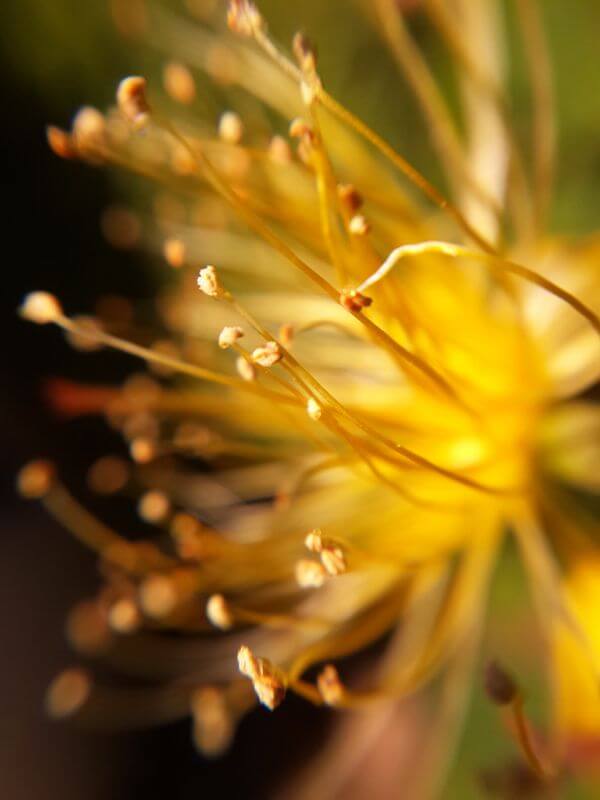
{"left": 226, "top": 0, "right": 264, "bottom": 37}
{"left": 218, "top": 325, "right": 244, "bottom": 349}
{"left": 337, "top": 183, "right": 364, "bottom": 213}
{"left": 485, "top": 660, "right": 518, "bottom": 706}
{"left": 17, "top": 459, "right": 56, "bottom": 499}
{"left": 19, "top": 291, "right": 63, "bottom": 324}
{"left": 317, "top": 664, "right": 344, "bottom": 706}
{"left": 46, "top": 126, "right": 77, "bottom": 159}
{"left": 218, "top": 110, "right": 244, "bottom": 144}
{"left": 206, "top": 594, "right": 234, "bottom": 630}
{"left": 306, "top": 397, "right": 322, "bottom": 421}
{"left": 339, "top": 288, "right": 372, "bottom": 313}
{"left": 116, "top": 75, "right": 150, "bottom": 126}
{"left": 163, "top": 61, "right": 196, "bottom": 105}
{"left": 87, "top": 455, "right": 129, "bottom": 495}
{"left": 163, "top": 238, "right": 186, "bottom": 268}
{"left": 292, "top": 32, "right": 317, "bottom": 72}
{"left": 197, "top": 265, "right": 225, "bottom": 298}
{"left": 251, "top": 341, "right": 283, "bottom": 368}
{"left": 45, "top": 668, "right": 92, "bottom": 719}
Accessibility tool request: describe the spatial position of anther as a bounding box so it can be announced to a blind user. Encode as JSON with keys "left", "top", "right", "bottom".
{"left": 16, "top": 459, "right": 55, "bottom": 499}
{"left": 289, "top": 118, "right": 313, "bottom": 140}
{"left": 218, "top": 325, "right": 244, "bottom": 349}
{"left": 218, "top": 111, "right": 244, "bottom": 145}
{"left": 348, "top": 214, "right": 371, "bottom": 236}
{"left": 116, "top": 76, "right": 150, "bottom": 127}
{"left": 339, "top": 288, "right": 372, "bottom": 313}
{"left": 197, "top": 265, "right": 225, "bottom": 298}
{"left": 295, "top": 558, "right": 327, "bottom": 588}
{"left": 226, "top": 0, "right": 264, "bottom": 37}
{"left": 138, "top": 574, "right": 177, "bottom": 619}
{"left": 19, "top": 292, "right": 62, "bottom": 325}
{"left": 306, "top": 397, "right": 322, "bottom": 421}
{"left": 138, "top": 490, "right": 171, "bottom": 524}
{"left": 237, "top": 645, "right": 286, "bottom": 710}
{"left": 317, "top": 664, "right": 344, "bottom": 706}
{"left": 251, "top": 341, "right": 283, "bottom": 368}
{"left": 192, "top": 687, "right": 233, "bottom": 757}
{"left": 485, "top": 660, "right": 518, "bottom": 706}
{"left": 268, "top": 135, "right": 292, "bottom": 164}
{"left": 45, "top": 668, "right": 92, "bottom": 719}
{"left": 72, "top": 106, "right": 106, "bottom": 151}
{"left": 163, "top": 61, "right": 196, "bottom": 105}
{"left": 292, "top": 32, "right": 317, "bottom": 74}
{"left": 236, "top": 356, "right": 256, "bottom": 382}
{"left": 108, "top": 598, "right": 141, "bottom": 634}
{"left": 163, "top": 238, "right": 186, "bottom": 268}
{"left": 278, "top": 323, "right": 294, "bottom": 347}
{"left": 46, "top": 126, "right": 77, "bottom": 159}
{"left": 206, "top": 594, "right": 234, "bottom": 630}
{"left": 337, "top": 183, "right": 364, "bottom": 213}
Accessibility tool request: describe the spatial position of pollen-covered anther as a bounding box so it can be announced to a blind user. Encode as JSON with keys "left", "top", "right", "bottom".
{"left": 46, "top": 126, "right": 77, "bottom": 159}
{"left": 218, "top": 325, "right": 244, "bottom": 349}
{"left": 320, "top": 544, "right": 347, "bottom": 577}
{"left": 348, "top": 214, "right": 371, "bottom": 236}
{"left": 339, "top": 288, "right": 373, "bottom": 313}
{"left": 72, "top": 106, "right": 107, "bottom": 151}
{"left": 251, "top": 341, "right": 283, "bottom": 368}
{"left": 163, "top": 61, "right": 196, "bottom": 105}
{"left": 317, "top": 664, "right": 345, "bottom": 707}
{"left": 306, "top": 397, "right": 322, "bottom": 421}
{"left": 116, "top": 76, "right": 150, "bottom": 127}
{"left": 17, "top": 459, "right": 56, "bottom": 499}
{"left": 138, "top": 490, "right": 171, "bottom": 524}
{"left": 163, "top": 238, "right": 186, "bottom": 269}
{"left": 237, "top": 645, "right": 286, "bottom": 710}
{"left": 218, "top": 111, "right": 244, "bottom": 145}
{"left": 304, "top": 528, "right": 324, "bottom": 554}
{"left": 226, "top": 0, "right": 264, "bottom": 37}
{"left": 206, "top": 594, "right": 234, "bottom": 630}
{"left": 19, "top": 291, "right": 63, "bottom": 324}
{"left": 236, "top": 356, "right": 256, "bottom": 382}
{"left": 295, "top": 558, "right": 327, "bottom": 589}
{"left": 197, "top": 265, "right": 225, "bottom": 298}
{"left": 192, "top": 687, "right": 234, "bottom": 757}
{"left": 337, "top": 183, "right": 364, "bottom": 213}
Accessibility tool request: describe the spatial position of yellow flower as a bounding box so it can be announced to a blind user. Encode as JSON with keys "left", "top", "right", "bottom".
{"left": 19, "top": 0, "right": 600, "bottom": 790}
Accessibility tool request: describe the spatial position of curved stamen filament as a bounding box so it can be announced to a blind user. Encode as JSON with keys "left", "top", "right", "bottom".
{"left": 356, "top": 242, "right": 600, "bottom": 338}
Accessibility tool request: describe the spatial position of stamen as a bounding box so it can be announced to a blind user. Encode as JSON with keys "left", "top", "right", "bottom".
{"left": 163, "top": 237, "right": 186, "bottom": 268}
{"left": 237, "top": 645, "right": 286, "bottom": 710}
{"left": 251, "top": 341, "right": 283, "bottom": 368}
{"left": 218, "top": 325, "right": 244, "bottom": 349}
{"left": 116, "top": 76, "right": 150, "bottom": 127}
{"left": 306, "top": 397, "right": 322, "bottom": 421}
{"left": 46, "top": 668, "right": 92, "bottom": 719}
{"left": 316, "top": 664, "right": 345, "bottom": 706}
{"left": 137, "top": 490, "right": 171, "bottom": 524}
{"left": 16, "top": 459, "right": 55, "bottom": 498}
{"left": 163, "top": 61, "right": 196, "bottom": 105}
{"left": 197, "top": 264, "right": 226, "bottom": 298}
{"left": 19, "top": 292, "right": 62, "bottom": 325}
{"left": 191, "top": 687, "right": 234, "bottom": 757}
{"left": 218, "top": 111, "right": 244, "bottom": 144}
{"left": 108, "top": 598, "right": 142, "bottom": 634}
{"left": 295, "top": 558, "right": 327, "bottom": 588}
{"left": 206, "top": 593, "right": 234, "bottom": 630}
